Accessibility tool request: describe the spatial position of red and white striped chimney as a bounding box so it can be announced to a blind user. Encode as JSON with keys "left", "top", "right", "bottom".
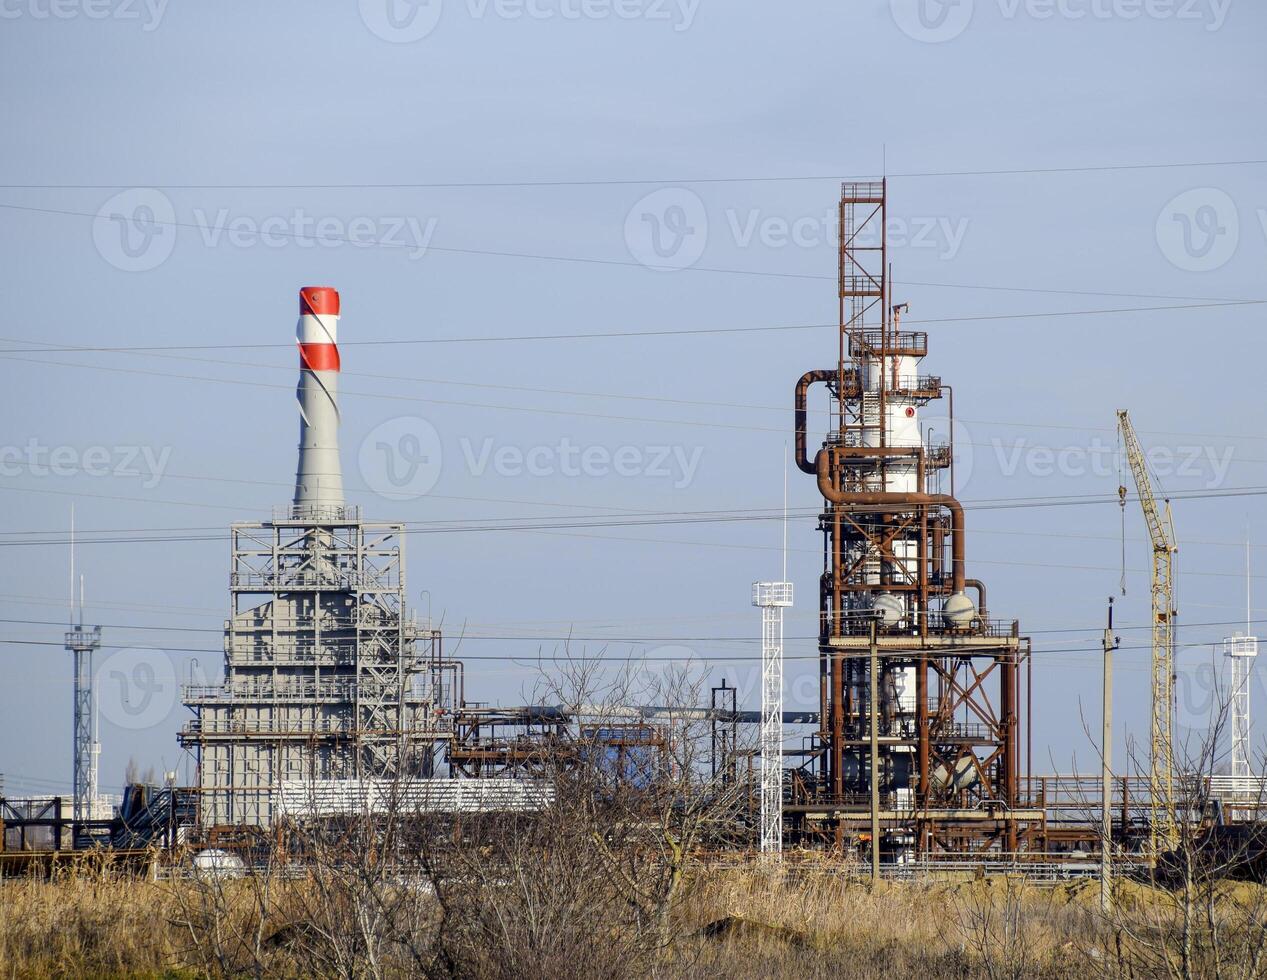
{"left": 293, "top": 286, "right": 344, "bottom": 514}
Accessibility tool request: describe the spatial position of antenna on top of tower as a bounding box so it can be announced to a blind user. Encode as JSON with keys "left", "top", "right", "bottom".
{"left": 765, "top": 443, "right": 789, "bottom": 578}
{"left": 69, "top": 503, "right": 75, "bottom": 628}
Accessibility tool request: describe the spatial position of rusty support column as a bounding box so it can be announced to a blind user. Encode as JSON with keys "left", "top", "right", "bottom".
{"left": 869, "top": 620, "right": 881, "bottom": 881}
{"left": 916, "top": 654, "right": 929, "bottom": 803}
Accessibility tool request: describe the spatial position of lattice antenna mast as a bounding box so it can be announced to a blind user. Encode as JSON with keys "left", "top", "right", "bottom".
{"left": 754, "top": 448, "right": 793, "bottom": 854}
{"left": 1117, "top": 410, "right": 1177, "bottom": 854}
{"left": 65, "top": 507, "right": 102, "bottom": 841}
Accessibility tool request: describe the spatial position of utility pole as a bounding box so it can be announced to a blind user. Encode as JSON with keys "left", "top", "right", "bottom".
{"left": 1101, "top": 596, "right": 1119, "bottom": 914}
{"left": 869, "top": 618, "right": 880, "bottom": 882}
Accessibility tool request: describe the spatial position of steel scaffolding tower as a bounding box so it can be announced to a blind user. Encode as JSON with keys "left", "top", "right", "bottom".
{"left": 1225, "top": 539, "right": 1258, "bottom": 786}
{"left": 1226, "top": 634, "right": 1258, "bottom": 783}
{"left": 791, "top": 181, "right": 1032, "bottom": 857}
{"left": 753, "top": 581, "right": 792, "bottom": 854}
{"left": 179, "top": 288, "right": 456, "bottom": 831}
{"left": 180, "top": 505, "right": 453, "bottom": 828}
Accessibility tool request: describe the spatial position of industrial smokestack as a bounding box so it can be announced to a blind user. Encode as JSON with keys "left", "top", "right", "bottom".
{"left": 293, "top": 286, "right": 344, "bottom": 515}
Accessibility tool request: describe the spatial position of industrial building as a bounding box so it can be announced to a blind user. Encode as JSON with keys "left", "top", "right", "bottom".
{"left": 787, "top": 180, "right": 1034, "bottom": 858}
{"left": 179, "top": 287, "right": 456, "bottom": 829}
{"left": 1, "top": 185, "right": 1262, "bottom": 872}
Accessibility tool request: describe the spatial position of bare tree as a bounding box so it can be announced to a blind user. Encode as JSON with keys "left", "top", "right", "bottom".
{"left": 1081, "top": 657, "right": 1267, "bottom": 980}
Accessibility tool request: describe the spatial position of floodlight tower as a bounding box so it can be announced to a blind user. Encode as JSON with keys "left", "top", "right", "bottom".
{"left": 752, "top": 580, "right": 792, "bottom": 854}
{"left": 1225, "top": 540, "right": 1258, "bottom": 787}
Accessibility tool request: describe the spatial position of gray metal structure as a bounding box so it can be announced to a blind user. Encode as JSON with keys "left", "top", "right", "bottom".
{"left": 752, "top": 581, "right": 792, "bottom": 855}
{"left": 65, "top": 620, "right": 101, "bottom": 838}
{"left": 179, "top": 287, "right": 453, "bottom": 830}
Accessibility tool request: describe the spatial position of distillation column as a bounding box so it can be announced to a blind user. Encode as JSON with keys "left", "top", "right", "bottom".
{"left": 791, "top": 181, "right": 1029, "bottom": 857}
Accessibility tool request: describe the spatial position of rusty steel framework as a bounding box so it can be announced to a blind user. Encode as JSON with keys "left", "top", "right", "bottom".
{"left": 788, "top": 180, "right": 1037, "bottom": 858}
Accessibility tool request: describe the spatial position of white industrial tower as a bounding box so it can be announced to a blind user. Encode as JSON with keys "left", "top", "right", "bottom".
{"left": 180, "top": 288, "right": 452, "bottom": 828}
{"left": 752, "top": 457, "right": 792, "bottom": 854}
{"left": 752, "top": 581, "right": 792, "bottom": 853}
{"left": 1224, "top": 538, "right": 1258, "bottom": 787}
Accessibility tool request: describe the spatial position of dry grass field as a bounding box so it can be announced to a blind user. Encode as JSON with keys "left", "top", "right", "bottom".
{"left": 5, "top": 859, "right": 1264, "bottom": 979}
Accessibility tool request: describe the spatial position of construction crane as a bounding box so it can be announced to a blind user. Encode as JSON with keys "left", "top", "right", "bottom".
{"left": 1117, "top": 409, "right": 1178, "bottom": 854}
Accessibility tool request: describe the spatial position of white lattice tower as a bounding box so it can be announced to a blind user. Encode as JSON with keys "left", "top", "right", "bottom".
{"left": 753, "top": 581, "right": 792, "bottom": 854}
{"left": 1225, "top": 634, "right": 1258, "bottom": 783}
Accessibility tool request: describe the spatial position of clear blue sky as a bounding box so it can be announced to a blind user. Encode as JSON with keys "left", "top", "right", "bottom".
{"left": 1, "top": 0, "right": 1264, "bottom": 796}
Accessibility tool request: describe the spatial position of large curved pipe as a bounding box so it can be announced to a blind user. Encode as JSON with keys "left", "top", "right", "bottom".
{"left": 965, "top": 578, "right": 988, "bottom": 622}
{"left": 795, "top": 369, "right": 844, "bottom": 474}
{"left": 814, "top": 448, "right": 965, "bottom": 594}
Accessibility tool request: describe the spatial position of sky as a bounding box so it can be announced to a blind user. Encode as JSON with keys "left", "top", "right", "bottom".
{"left": 0, "top": 0, "right": 1265, "bottom": 798}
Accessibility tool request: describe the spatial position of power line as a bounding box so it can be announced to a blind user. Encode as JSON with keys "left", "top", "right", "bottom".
{"left": 0, "top": 301, "right": 1260, "bottom": 355}
{"left": 0, "top": 634, "right": 1248, "bottom": 663}
{"left": 6, "top": 332, "right": 1267, "bottom": 447}
{"left": 5, "top": 199, "right": 1267, "bottom": 304}
{"left": 1, "top": 484, "right": 1266, "bottom": 546}
{"left": 3, "top": 613, "right": 1264, "bottom": 640}
{"left": 2, "top": 156, "right": 1264, "bottom": 189}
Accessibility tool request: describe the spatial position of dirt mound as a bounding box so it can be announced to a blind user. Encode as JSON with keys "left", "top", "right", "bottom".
{"left": 697, "top": 916, "right": 814, "bottom": 950}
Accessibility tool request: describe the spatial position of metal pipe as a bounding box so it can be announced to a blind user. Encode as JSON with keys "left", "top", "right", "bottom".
{"left": 964, "top": 578, "right": 988, "bottom": 621}
{"left": 795, "top": 369, "right": 843, "bottom": 474}
{"left": 815, "top": 448, "right": 966, "bottom": 594}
